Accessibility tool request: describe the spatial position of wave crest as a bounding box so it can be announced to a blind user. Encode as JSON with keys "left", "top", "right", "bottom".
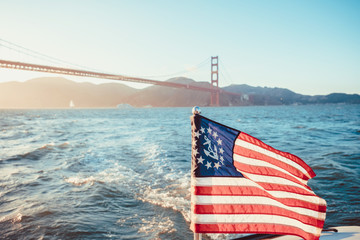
{"left": 65, "top": 176, "right": 99, "bottom": 186}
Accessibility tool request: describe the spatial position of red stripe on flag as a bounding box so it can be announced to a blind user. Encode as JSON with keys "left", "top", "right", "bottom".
{"left": 194, "top": 185, "right": 317, "bottom": 198}
{"left": 254, "top": 181, "right": 315, "bottom": 196}
{"left": 192, "top": 223, "right": 320, "bottom": 240}
{"left": 233, "top": 161, "right": 312, "bottom": 190}
{"left": 194, "top": 186, "right": 326, "bottom": 212}
{"left": 237, "top": 132, "right": 316, "bottom": 178}
{"left": 234, "top": 145, "right": 309, "bottom": 180}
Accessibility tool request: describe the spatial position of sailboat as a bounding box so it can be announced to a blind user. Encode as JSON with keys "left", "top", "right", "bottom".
{"left": 69, "top": 100, "right": 75, "bottom": 108}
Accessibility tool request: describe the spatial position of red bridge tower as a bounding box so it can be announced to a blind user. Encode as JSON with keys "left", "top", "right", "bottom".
{"left": 210, "top": 56, "right": 220, "bottom": 106}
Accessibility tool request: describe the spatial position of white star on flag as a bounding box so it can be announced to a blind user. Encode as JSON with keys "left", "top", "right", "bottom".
{"left": 213, "top": 131, "right": 218, "bottom": 138}
{"left": 192, "top": 139, "right": 197, "bottom": 147}
{"left": 217, "top": 138, "right": 222, "bottom": 145}
{"left": 207, "top": 127, "right": 212, "bottom": 134}
{"left": 194, "top": 131, "right": 201, "bottom": 138}
{"left": 205, "top": 161, "right": 212, "bottom": 169}
{"left": 197, "top": 156, "right": 205, "bottom": 164}
{"left": 200, "top": 127, "right": 205, "bottom": 134}
{"left": 193, "top": 148, "right": 198, "bottom": 156}
{"left": 214, "top": 162, "right": 220, "bottom": 169}
{"left": 219, "top": 147, "right": 224, "bottom": 154}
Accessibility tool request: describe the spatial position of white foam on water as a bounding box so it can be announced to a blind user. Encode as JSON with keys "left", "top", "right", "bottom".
{"left": 0, "top": 165, "right": 28, "bottom": 179}
{"left": 64, "top": 141, "right": 192, "bottom": 237}
{"left": 134, "top": 142, "right": 194, "bottom": 225}
{"left": 0, "top": 211, "right": 23, "bottom": 224}
{"left": 142, "top": 144, "right": 161, "bottom": 163}
{"left": 64, "top": 163, "right": 137, "bottom": 187}
{"left": 58, "top": 142, "right": 70, "bottom": 148}
{"left": 136, "top": 173, "right": 192, "bottom": 223}
{"left": 11, "top": 213, "right": 23, "bottom": 223}
{"left": 39, "top": 142, "right": 72, "bottom": 150}
{"left": 116, "top": 214, "right": 139, "bottom": 226}
{"left": 138, "top": 215, "right": 176, "bottom": 236}
{"left": 1, "top": 141, "right": 59, "bottom": 161}
{"left": 65, "top": 176, "right": 98, "bottom": 186}
{"left": 39, "top": 142, "right": 55, "bottom": 149}
{"left": 96, "top": 163, "right": 136, "bottom": 183}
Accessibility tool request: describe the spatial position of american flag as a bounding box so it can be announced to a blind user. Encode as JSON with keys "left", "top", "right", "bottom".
{"left": 190, "top": 114, "right": 326, "bottom": 240}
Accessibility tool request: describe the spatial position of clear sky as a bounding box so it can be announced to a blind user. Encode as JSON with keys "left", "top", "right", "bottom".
{"left": 0, "top": 0, "right": 359, "bottom": 95}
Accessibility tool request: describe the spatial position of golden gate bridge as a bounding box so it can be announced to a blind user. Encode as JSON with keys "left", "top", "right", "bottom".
{"left": 0, "top": 40, "right": 241, "bottom": 106}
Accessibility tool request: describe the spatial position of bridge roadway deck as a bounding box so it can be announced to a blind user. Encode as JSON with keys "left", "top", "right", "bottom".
{"left": 0, "top": 59, "right": 240, "bottom": 96}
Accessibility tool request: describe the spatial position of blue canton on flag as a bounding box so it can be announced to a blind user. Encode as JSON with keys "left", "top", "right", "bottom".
{"left": 192, "top": 114, "right": 242, "bottom": 177}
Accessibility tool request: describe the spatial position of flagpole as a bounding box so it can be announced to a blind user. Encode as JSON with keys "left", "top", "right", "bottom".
{"left": 194, "top": 233, "right": 202, "bottom": 240}
{"left": 192, "top": 106, "right": 202, "bottom": 240}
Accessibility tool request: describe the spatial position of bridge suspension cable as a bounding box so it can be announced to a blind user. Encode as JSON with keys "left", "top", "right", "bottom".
{"left": 0, "top": 38, "right": 104, "bottom": 72}
{"left": 131, "top": 57, "right": 211, "bottom": 79}
{"left": 0, "top": 38, "right": 212, "bottom": 82}
{"left": 219, "top": 58, "right": 234, "bottom": 87}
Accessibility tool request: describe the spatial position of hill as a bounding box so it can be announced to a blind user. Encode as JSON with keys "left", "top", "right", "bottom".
{"left": 0, "top": 77, "right": 138, "bottom": 108}
{"left": 125, "top": 77, "right": 211, "bottom": 107}
{"left": 0, "top": 77, "right": 359, "bottom": 108}
{"left": 223, "top": 84, "right": 360, "bottom": 105}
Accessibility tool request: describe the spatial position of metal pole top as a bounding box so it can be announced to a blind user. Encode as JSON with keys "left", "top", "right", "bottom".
{"left": 192, "top": 106, "right": 201, "bottom": 115}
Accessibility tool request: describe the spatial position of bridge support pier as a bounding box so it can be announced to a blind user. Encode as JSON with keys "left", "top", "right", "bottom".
{"left": 210, "top": 56, "right": 220, "bottom": 106}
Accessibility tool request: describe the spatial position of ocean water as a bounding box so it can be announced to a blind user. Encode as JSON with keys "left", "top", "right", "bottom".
{"left": 0, "top": 105, "right": 359, "bottom": 240}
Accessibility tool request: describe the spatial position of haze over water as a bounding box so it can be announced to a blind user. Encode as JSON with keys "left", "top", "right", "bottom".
{"left": 1, "top": 105, "right": 359, "bottom": 239}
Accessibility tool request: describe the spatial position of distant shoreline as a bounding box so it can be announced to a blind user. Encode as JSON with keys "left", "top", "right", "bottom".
{"left": 1, "top": 77, "right": 359, "bottom": 108}
{"left": 1, "top": 102, "right": 359, "bottom": 111}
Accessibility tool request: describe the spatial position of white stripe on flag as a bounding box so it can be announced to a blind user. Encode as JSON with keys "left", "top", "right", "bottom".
{"left": 192, "top": 177, "right": 257, "bottom": 187}
{"left": 192, "top": 214, "right": 322, "bottom": 236}
{"left": 241, "top": 172, "right": 314, "bottom": 194}
{"left": 269, "top": 191, "right": 327, "bottom": 206}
